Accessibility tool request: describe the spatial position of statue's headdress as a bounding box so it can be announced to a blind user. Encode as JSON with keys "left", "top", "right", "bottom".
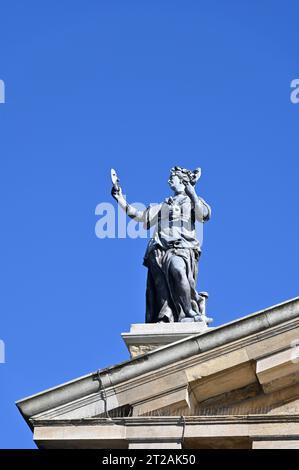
{"left": 170, "top": 166, "right": 201, "bottom": 186}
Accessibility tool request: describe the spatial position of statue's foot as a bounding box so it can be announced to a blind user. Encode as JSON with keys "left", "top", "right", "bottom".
{"left": 185, "top": 309, "right": 199, "bottom": 319}
{"left": 194, "top": 315, "right": 203, "bottom": 322}
{"left": 157, "top": 316, "right": 170, "bottom": 323}
{"left": 180, "top": 315, "right": 210, "bottom": 324}
{"left": 180, "top": 317, "right": 195, "bottom": 323}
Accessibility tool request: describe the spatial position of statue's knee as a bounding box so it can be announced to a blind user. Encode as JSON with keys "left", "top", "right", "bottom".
{"left": 176, "top": 270, "right": 185, "bottom": 283}
{"left": 170, "top": 265, "right": 187, "bottom": 284}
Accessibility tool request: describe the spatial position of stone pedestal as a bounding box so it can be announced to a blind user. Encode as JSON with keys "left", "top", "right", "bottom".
{"left": 122, "top": 322, "right": 209, "bottom": 358}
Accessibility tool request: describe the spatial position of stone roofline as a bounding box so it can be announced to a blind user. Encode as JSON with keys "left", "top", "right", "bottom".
{"left": 16, "top": 296, "right": 299, "bottom": 424}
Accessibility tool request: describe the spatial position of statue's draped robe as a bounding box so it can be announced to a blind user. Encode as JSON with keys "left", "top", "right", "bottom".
{"left": 142, "top": 194, "right": 210, "bottom": 323}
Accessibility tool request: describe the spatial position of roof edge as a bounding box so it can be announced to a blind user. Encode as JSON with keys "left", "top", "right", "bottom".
{"left": 16, "top": 296, "right": 299, "bottom": 423}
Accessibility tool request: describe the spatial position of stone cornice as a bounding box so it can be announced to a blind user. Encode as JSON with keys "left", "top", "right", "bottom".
{"left": 32, "top": 414, "right": 299, "bottom": 448}
{"left": 30, "top": 317, "right": 299, "bottom": 422}
{"left": 16, "top": 297, "right": 299, "bottom": 423}
{"left": 115, "top": 317, "right": 299, "bottom": 393}
{"left": 31, "top": 414, "right": 299, "bottom": 428}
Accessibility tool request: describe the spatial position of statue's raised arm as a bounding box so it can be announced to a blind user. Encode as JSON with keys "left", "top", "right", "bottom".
{"left": 111, "top": 168, "right": 144, "bottom": 222}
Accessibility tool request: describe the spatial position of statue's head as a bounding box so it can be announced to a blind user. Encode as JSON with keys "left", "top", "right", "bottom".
{"left": 168, "top": 166, "right": 201, "bottom": 192}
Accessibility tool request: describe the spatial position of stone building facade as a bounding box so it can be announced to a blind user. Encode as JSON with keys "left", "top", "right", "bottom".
{"left": 17, "top": 297, "right": 299, "bottom": 449}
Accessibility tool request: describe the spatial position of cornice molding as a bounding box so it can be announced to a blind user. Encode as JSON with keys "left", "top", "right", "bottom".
{"left": 31, "top": 414, "right": 299, "bottom": 428}
{"left": 17, "top": 297, "right": 299, "bottom": 424}
{"left": 31, "top": 318, "right": 299, "bottom": 421}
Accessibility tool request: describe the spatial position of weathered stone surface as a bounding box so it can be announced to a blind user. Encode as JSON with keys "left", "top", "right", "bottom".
{"left": 32, "top": 415, "right": 299, "bottom": 449}
{"left": 128, "top": 441, "right": 182, "bottom": 449}
{"left": 128, "top": 345, "right": 157, "bottom": 357}
{"left": 256, "top": 347, "right": 299, "bottom": 393}
{"left": 132, "top": 386, "right": 190, "bottom": 416}
{"left": 122, "top": 322, "right": 209, "bottom": 358}
{"left": 252, "top": 440, "right": 299, "bottom": 449}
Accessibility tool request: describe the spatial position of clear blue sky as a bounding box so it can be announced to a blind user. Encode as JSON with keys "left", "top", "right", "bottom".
{"left": 0, "top": 0, "right": 298, "bottom": 448}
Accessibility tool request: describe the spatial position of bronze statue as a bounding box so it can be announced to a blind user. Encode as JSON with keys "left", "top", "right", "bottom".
{"left": 111, "top": 166, "right": 212, "bottom": 325}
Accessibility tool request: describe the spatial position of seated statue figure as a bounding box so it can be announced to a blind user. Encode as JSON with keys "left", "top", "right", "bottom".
{"left": 111, "top": 166, "right": 212, "bottom": 324}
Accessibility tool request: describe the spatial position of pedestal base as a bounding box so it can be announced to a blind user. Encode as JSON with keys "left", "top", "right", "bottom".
{"left": 121, "top": 322, "right": 209, "bottom": 358}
